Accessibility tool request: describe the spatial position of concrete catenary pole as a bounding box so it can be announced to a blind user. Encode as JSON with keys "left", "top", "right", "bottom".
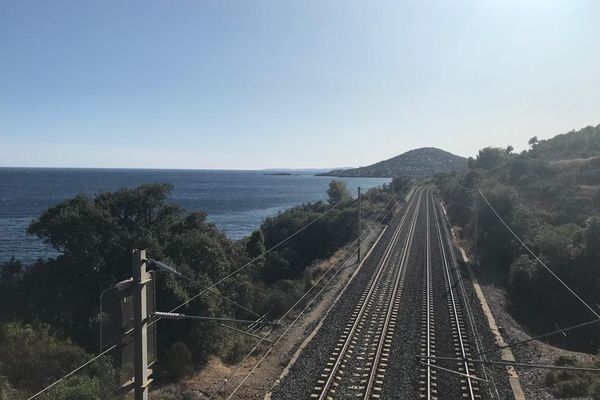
{"left": 133, "top": 249, "right": 150, "bottom": 400}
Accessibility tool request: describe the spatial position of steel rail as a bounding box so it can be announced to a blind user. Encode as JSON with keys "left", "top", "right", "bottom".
{"left": 434, "top": 192, "right": 500, "bottom": 399}
{"left": 362, "top": 186, "right": 421, "bottom": 400}
{"left": 316, "top": 188, "right": 423, "bottom": 400}
{"left": 421, "top": 355, "right": 600, "bottom": 372}
{"left": 431, "top": 190, "right": 476, "bottom": 400}
{"left": 425, "top": 189, "right": 433, "bottom": 399}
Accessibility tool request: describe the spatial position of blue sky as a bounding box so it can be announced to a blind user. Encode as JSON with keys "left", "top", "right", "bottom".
{"left": 1, "top": 0, "right": 599, "bottom": 169}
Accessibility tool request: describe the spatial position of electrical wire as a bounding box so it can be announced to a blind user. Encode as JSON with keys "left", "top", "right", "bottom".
{"left": 478, "top": 189, "right": 600, "bottom": 319}
{"left": 449, "top": 175, "right": 478, "bottom": 192}
{"left": 474, "top": 317, "right": 600, "bottom": 358}
{"left": 26, "top": 344, "right": 117, "bottom": 400}
{"left": 148, "top": 258, "right": 261, "bottom": 317}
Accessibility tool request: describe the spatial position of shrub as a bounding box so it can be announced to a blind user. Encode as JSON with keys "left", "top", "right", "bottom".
{"left": 160, "top": 342, "right": 194, "bottom": 381}
{"left": 0, "top": 322, "right": 116, "bottom": 399}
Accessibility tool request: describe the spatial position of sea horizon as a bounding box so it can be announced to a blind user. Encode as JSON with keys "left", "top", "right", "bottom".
{"left": 0, "top": 166, "right": 350, "bottom": 173}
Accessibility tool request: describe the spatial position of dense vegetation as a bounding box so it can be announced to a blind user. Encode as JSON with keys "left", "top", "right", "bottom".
{"left": 0, "top": 179, "right": 400, "bottom": 399}
{"left": 318, "top": 147, "right": 467, "bottom": 178}
{"left": 435, "top": 124, "right": 600, "bottom": 352}
{"left": 545, "top": 355, "right": 600, "bottom": 399}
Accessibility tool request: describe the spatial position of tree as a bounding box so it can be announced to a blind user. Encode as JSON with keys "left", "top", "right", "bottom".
{"left": 473, "top": 147, "right": 504, "bottom": 170}
{"left": 467, "top": 157, "right": 475, "bottom": 169}
{"left": 245, "top": 230, "right": 266, "bottom": 258}
{"left": 528, "top": 136, "right": 539, "bottom": 147}
{"left": 505, "top": 145, "right": 514, "bottom": 155}
{"left": 390, "top": 176, "right": 410, "bottom": 193}
{"left": 16, "top": 183, "right": 251, "bottom": 354}
{"left": 327, "top": 180, "right": 352, "bottom": 205}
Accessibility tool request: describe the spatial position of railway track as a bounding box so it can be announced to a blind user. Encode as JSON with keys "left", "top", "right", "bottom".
{"left": 419, "top": 189, "right": 437, "bottom": 399}
{"left": 435, "top": 192, "right": 501, "bottom": 399}
{"left": 273, "top": 186, "right": 502, "bottom": 400}
{"left": 311, "top": 188, "right": 423, "bottom": 400}
{"left": 430, "top": 190, "right": 480, "bottom": 399}
{"left": 417, "top": 187, "right": 485, "bottom": 400}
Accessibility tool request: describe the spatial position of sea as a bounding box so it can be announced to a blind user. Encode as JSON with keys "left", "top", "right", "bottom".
{"left": 0, "top": 168, "right": 390, "bottom": 265}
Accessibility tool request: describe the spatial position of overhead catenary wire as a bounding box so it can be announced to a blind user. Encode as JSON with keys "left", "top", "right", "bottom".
{"left": 474, "top": 317, "right": 600, "bottom": 358}
{"left": 153, "top": 311, "right": 277, "bottom": 325}
{"left": 449, "top": 175, "right": 478, "bottom": 193}
{"left": 419, "top": 362, "right": 488, "bottom": 383}
{"left": 220, "top": 323, "right": 274, "bottom": 343}
{"left": 148, "top": 258, "right": 261, "bottom": 318}
{"left": 218, "top": 188, "right": 413, "bottom": 400}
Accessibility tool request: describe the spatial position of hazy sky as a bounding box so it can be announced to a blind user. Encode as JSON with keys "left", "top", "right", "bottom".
{"left": 1, "top": 1, "right": 599, "bottom": 169}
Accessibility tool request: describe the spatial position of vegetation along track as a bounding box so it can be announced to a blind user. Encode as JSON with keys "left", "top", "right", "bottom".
{"left": 271, "top": 187, "right": 506, "bottom": 399}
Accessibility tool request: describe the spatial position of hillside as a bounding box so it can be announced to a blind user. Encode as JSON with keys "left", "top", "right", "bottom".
{"left": 317, "top": 147, "right": 467, "bottom": 178}
{"left": 530, "top": 124, "right": 600, "bottom": 161}
{"left": 436, "top": 123, "right": 600, "bottom": 355}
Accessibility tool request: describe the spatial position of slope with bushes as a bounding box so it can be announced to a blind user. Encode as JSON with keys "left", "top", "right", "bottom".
{"left": 435, "top": 123, "right": 600, "bottom": 353}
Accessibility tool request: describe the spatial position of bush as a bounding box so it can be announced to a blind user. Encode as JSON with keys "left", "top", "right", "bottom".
{"left": 0, "top": 322, "right": 116, "bottom": 399}
{"left": 327, "top": 180, "right": 352, "bottom": 205}
{"left": 0, "top": 376, "right": 22, "bottom": 400}
{"left": 552, "top": 377, "right": 588, "bottom": 397}
{"left": 160, "top": 342, "right": 194, "bottom": 381}
{"left": 439, "top": 131, "right": 600, "bottom": 351}
{"left": 38, "top": 375, "right": 112, "bottom": 400}
{"left": 151, "top": 385, "right": 200, "bottom": 400}
{"left": 545, "top": 355, "right": 600, "bottom": 399}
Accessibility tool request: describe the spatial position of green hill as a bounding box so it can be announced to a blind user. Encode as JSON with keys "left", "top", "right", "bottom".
{"left": 319, "top": 147, "right": 467, "bottom": 178}
{"left": 530, "top": 124, "right": 600, "bottom": 160}
{"left": 317, "top": 147, "right": 467, "bottom": 178}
